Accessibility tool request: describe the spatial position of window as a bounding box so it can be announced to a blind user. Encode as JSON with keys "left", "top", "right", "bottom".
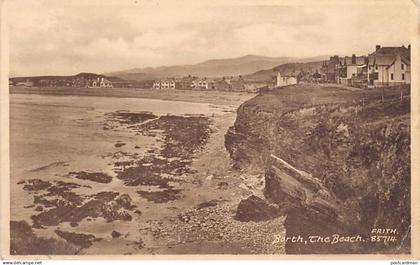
{"left": 391, "top": 73, "right": 394, "bottom": 80}
{"left": 401, "top": 64, "right": 404, "bottom": 70}
{"left": 402, "top": 73, "right": 405, "bottom": 80}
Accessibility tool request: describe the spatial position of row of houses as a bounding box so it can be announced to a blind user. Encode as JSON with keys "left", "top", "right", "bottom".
{"left": 152, "top": 78, "right": 208, "bottom": 90}
{"left": 152, "top": 76, "right": 262, "bottom": 92}
{"left": 152, "top": 72, "right": 299, "bottom": 92}
{"left": 320, "top": 45, "right": 411, "bottom": 88}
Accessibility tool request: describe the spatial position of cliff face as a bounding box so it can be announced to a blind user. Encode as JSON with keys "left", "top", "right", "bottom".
{"left": 225, "top": 84, "right": 410, "bottom": 254}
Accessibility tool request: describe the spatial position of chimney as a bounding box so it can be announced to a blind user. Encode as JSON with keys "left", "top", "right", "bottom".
{"left": 376, "top": 45, "right": 381, "bottom": 51}
{"left": 351, "top": 54, "right": 356, "bottom": 64}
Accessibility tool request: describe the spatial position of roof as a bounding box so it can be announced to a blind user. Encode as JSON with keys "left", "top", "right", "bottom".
{"left": 155, "top": 79, "right": 175, "bottom": 82}
{"left": 401, "top": 57, "right": 411, "bottom": 66}
{"left": 368, "top": 46, "right": 410, "bottom": 66}
{"left": 375, "top": 56, "right": 395, "bottom": 66}
{"left": 340, "top": 56, "right": 366, "bottom": 66}
{"left": 371, "top": 46, "right": 410, "bottom": 58}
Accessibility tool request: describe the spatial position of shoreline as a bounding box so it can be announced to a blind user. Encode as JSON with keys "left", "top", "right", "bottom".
{"left": 9, "top": 86, "right": 256, "bottom": 106}
{"left": 10, "top": 90, "right": 284, "bottom": 254}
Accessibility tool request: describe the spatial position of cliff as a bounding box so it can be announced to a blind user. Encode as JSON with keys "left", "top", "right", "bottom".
{"left": 226, "top": 84, "right": 410, "bottom": 254}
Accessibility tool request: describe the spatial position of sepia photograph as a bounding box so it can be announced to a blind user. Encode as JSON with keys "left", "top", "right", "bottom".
{"left": 1, "top": 0, "right": 419, "bottom": 259}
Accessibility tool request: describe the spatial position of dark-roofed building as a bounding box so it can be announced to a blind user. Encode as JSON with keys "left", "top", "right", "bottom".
{"left": 367, "top": 45, "right": 410, "bottom": 87}
{"left": 321, "top": 55, "right": 340, "bottom": 83}
{"left": 228, "top": 76, "right": 246, "bottom": 91}
{"left": 210, "top": 78, "right": 231, "bottom": 91}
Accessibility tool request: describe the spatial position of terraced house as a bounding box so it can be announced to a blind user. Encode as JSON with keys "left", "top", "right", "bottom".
{"left": 367, "top": 45, "right": 411, "bottom": 87}
{"left": 153, "top": 79, "right": 176, "bottom": 89}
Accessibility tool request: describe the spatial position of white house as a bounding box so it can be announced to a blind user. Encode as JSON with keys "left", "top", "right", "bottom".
{"left": 337, "top": 55, "right": 366, "bottom": 86}
{"left": 15, "top": 80, "right": 34, "bottom": 87}
{"left": 153, "top": 79, "right": 176, "bottom": 90}
{"left": 367, "top": 45, "right": 410, "bottom": 87}
{"left": 276, "top": 72, "right": 297, "bottom": 87}
{"left": 87, "top": 77, "right": 113, "bottom": 88}
{"left": 343, "top": 55, "right": 366, "bottom": 79}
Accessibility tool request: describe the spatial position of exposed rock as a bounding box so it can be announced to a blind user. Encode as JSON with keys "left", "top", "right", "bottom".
{"left": 22, "top": 179, "right": 52, "bottom": 191}
{"left": 111, "top": 230, "right": 122, "bottom": 238}
{"left": 264, "top": 155, "right": 340, "bottom": 220}
{"left": 196, "top": 199, "right": 218, "bottom": 210}
{"left": 115, "top": 194, "right": 135, "bottom": 210}
{"left": 226, "top": 85, "right": 411, "bottom": 254}
{"left": 217, "top": 182, "right": 229, "bottom": 189}
{"left": 105, "top": 111, "right": 158, "bottom": 125}
{"left": 235, "top": 195, "right": 279, "bottom": 222}
{"left": 69, "top": 171, "right": 112, "bottom": 184}
{"left": 55, "top": 230, "right": 101, "bottom": 249}
{"left": 115, "top": 142, "right": 126, "bottom": 148}
{"left": 138, "top": 189, "right": 183, "bottom": 203}
{"left": 31, "top": 191, "right": 134, "bottom": 226}
{"left": 10, "top": 221, "right": 79, "bottom": 255}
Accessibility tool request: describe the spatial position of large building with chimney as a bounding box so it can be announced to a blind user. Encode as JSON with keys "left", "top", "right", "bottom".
{"left": 367, "top": 45, "right": 411, "bottom": 87}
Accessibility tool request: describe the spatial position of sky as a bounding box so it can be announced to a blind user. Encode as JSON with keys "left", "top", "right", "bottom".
{"left": 5, "top": 0, "right": 417, "bottom": 77}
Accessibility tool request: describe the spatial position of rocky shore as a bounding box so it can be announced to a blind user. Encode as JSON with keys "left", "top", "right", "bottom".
{"left": 10, "top": 93, "right": 282, "bottom": 255}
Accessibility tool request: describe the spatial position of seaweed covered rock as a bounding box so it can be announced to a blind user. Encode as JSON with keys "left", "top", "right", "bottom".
{"left": 235, "top": 195, "right": 280, "bottom": 222}
{"left": 10, "top": 221, "right": 79, "bottom": 255}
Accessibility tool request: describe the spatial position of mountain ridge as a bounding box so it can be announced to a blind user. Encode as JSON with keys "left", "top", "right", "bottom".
{"left": 106, "top": 54, "right": 330, "bottom": 81}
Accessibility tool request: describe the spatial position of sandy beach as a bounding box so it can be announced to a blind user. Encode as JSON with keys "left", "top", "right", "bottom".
{"left": 10, "top": 92, "right": 285, "bottom": 255}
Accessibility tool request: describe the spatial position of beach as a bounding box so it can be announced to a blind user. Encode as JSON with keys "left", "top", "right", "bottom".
{"left": 10, "top": 91, "right": 285, "bottom": 255}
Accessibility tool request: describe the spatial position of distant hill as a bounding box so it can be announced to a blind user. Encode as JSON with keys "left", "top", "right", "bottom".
{"left": 10, "top": 72, "right": 131, "bottom": 87}
{"left": 107, "top": 54, "right": 330, "bottom": 81}
{"left": 107, "top": 72, "right": 167, "bottom": 83}
{"left": 244, "top": 60, "right": 326, "bottom": 82}
{"left": 11, "top": 54, "right": 329, "bottom": 86}
{"left": 10, "top": 72, "right": 126, "bottom": 82}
